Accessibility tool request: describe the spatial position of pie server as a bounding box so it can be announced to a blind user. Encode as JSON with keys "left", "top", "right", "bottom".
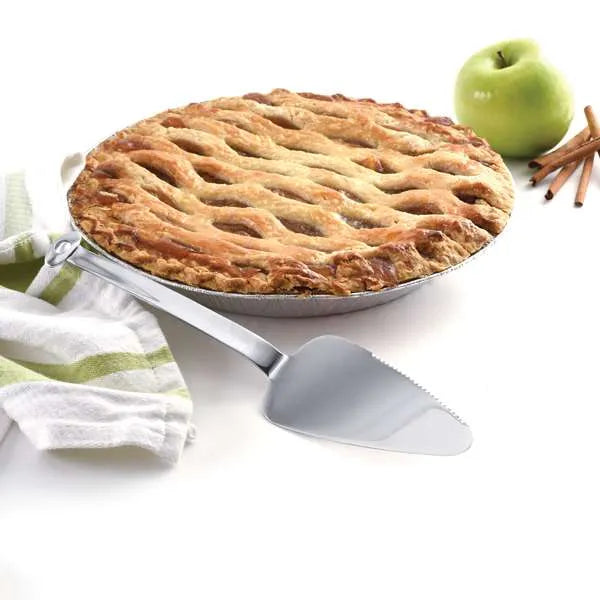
{"left": 46, "top": 231, "right": 473, "bottom": 455}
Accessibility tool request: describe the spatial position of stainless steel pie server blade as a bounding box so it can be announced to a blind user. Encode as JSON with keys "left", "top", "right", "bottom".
{"left": 46, "top": 232, "right": 472, "bottom": 456}
{"left": 265, "top": 336, "right": 472, "bottom": 455}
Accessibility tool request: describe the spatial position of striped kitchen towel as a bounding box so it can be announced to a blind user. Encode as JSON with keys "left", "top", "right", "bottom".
{"left": 0, "top": 169, "right": 194, "bottom": 463}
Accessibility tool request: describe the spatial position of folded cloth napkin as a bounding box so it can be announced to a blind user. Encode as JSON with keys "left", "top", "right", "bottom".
{"left": 0, "top": 165, "right": 194, "bottom": 463}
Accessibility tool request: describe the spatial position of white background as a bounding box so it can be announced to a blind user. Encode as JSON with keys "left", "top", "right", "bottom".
{"left": 1, "top": 1, "right": 600, "bottom": 598}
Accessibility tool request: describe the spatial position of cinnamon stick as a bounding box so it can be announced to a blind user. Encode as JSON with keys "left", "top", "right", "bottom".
{"left": 528, "top": 127, "right": 590, "bottom": 169}
{"left": 545, "top": 159, "right": 582, "bottom": 200}
{"left": 571, "top": 106, "right": 600, "bottom": 206}
{"left": 575, "top": 154, "right": 594, "bottom": 206}
{"left": 530, "top": 136, "right": 600, "bottom": 185}
{"left": 584, "top": 105, "right": 600, "bottom": 149}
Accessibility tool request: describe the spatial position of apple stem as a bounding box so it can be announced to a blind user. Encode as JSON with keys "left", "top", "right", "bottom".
{"left": 497, "top": 50, "right": 508, "bottom": 68}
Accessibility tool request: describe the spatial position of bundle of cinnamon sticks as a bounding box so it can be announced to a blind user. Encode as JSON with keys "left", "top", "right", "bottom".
{"left": 529, "top": 105, "right": 600, "bottom": 206}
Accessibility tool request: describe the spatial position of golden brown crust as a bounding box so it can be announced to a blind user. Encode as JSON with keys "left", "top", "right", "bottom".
{"left": 68, "top": 89, "right": 514, "bottom": 295}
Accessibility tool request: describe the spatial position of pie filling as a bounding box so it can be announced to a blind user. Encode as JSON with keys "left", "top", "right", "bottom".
{"left": 68, "top": 89, "right": 514, "bottom": 295}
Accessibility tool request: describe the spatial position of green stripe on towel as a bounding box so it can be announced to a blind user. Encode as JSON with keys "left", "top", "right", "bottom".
{"left": 3, "top": 173, "right": 32, "bottom": 237}
{"left": 165, "top": 387, "right": 191, "bottom": 399}
{"left": 39, "top": 263, "right": 82, "bottom": 305}
{"left": 13, "top": 237, "right": 35, "bottom": 262}
{"left": 0, "top": 258, "right": 44, "bottom": 292}
{"left": 0, "top": 356, "right": 48, "bottom": 387}
{"left": 11, "top": 346, "right": 175, "bottom": 385}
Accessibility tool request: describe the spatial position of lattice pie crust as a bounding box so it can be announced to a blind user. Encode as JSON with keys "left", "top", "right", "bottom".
{"left": 69, "top": 89, "right": 514, "bottom": 295}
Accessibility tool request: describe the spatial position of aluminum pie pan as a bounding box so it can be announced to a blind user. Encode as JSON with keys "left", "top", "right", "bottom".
{"left": 72, "top": 220, "right": 497, "bottom": 317}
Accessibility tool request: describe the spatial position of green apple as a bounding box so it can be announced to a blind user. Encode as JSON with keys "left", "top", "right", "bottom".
{"left": 454, "top": 39, "right": 573, "bottom": 158}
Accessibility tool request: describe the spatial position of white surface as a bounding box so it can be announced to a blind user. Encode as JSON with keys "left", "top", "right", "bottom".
{"left": 2, "top": 2, "right": 600, "bottom": 598}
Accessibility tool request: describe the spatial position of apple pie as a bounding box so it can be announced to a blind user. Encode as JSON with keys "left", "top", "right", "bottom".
{"left": 68, "top": 89, "right": 514, "bottom": 295}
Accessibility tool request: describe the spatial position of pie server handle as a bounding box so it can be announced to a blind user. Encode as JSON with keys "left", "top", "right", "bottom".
{"left": 45, "top": 232, "right": 286, "bottom": 375}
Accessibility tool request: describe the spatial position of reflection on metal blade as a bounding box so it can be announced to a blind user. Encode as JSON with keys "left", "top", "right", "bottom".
{"left": 264, "top": 336, "right": 473, "bottom": 456}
